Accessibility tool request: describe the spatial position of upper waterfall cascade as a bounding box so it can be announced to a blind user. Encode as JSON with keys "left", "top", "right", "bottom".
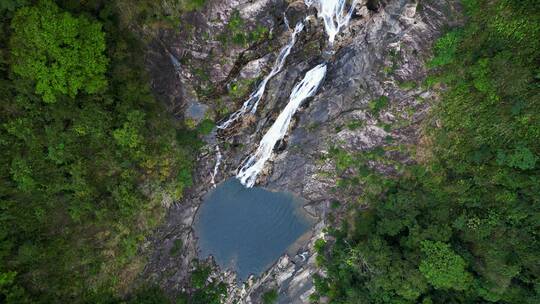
{"left": 236, "top": 64, "right": 327, "bottom": 187}
{"left": 305, "top": 0, "right": 358, "bottom": 43}
{"left": 217, "top": 22, "right": 304, "bottom": 130}
{"left": 234, "top": 0, "right": 357, "bottom": 187}
{"left": 207, "top": 0, "right": 357, "bottom": 187}
{"left": 210, "top": 145, "right": 222, "bottom": 187}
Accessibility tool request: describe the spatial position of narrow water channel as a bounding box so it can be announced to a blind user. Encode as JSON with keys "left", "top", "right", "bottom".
{"left": 194, "top": 178, "right": 315, "bottom": 281}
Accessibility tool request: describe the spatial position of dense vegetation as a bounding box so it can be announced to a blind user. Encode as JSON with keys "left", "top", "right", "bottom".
{"left": 2, "top": 0, "right": 538, "bottom": 303}
{"left": 314, "top": 0, "right": 539, "bottom": 303}
{"left": 0, "top": 0, "right": 209, "bottom": 302}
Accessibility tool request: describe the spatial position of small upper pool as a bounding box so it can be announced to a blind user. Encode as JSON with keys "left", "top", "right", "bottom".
{"left": 194, "top": 178, "right": 315, "bottom": 281}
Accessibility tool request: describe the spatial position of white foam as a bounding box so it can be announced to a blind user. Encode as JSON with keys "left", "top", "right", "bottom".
{"left": 210, "top": 145, "right": 222, "bottom": 187}
{"left": 236, "top": 64, "right": 327, "bottom": 187}
{"left": 305, "top": 0, "right": 358, "bottom": 43}
{"left": 217, "top": 22, "right": 305, "bottom": 129}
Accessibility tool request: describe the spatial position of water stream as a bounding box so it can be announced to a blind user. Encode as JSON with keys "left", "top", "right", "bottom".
{"left": 210, "top": 145, "right": 222, "bottom": 187}
{"left": 217, "top": 21, "right": 304, "bottom": 130}
{"left": 211, "top": 0, "right": 357, "bottom": 188}
{"left": 306, "top": 0, "right": 358, "bottom": 44}
{"left": 236, "top": 64, "right": 327, "bottom": 187}
{"left": 234, "top": 0, "right": 357, "bottom": 187}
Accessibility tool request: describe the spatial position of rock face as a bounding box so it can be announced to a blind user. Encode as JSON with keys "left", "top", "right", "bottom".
{"left": 143, "top": 0, "right": 461, "bottom": 303}
{"left": 145, "top": 0, "right": 287, "bottom": 120}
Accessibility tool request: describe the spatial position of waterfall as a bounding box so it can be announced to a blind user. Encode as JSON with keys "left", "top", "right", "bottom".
{"left": 234, "top": 1, "right": 359, "bottom": 187}
{"left": 210, "top": 145, "right": 222, "bottom": 187}
{"left": 284, "top": 12, "right": 291, "bottom": 30}
{"left": 211, "top": 0, "right": 357, "bottom": 187}
{"left": 305, "top": 0, "right": 358, "bottom": 43}
{"left": 217, "top": 22, "right": 305, "bottom": 130}
{"left": 236, "top": 64, "right": 327, "bottom": 187}
{"left": 169, "top": 53, "right": 184, "bottom": 79}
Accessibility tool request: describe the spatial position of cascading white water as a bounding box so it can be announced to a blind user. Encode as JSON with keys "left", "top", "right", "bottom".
{"left": 284, "top": 12, "right": 291, "bottom": 30}
{"left": 215, "top": 0, "right": 357, "bottom": 187}
{"left": 236, "top": 64, "right": 327, "bottom": 187}
{"left": 217, "top": 22, "right": 305, "bottom": 130}
{"left": 234, "top": 0, "right": 358, "bottom": 187}
{"left": 305, "top": 0, "right": 358, "bottom": 43}
{"left": 169, "top": 53, "right": 182, "bottom": 74}
{"left": 210, "top": 18, "right": 303, "bottom": 187}
{"left": 210, "top": 145, "right": 222, "bottom": 187}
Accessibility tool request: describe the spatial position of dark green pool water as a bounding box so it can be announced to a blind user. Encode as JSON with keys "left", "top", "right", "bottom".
{"left": 194, "top": 178, "right": 314, "bottom": 281}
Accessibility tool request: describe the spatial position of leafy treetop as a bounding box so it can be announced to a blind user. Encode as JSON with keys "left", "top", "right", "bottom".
{"left": 9, "top": 0, "right": 107, "bottom": 103}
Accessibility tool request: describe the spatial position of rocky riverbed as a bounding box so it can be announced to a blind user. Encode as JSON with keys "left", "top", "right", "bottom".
{"left": 143, "top": 0, "right": 461, "bottom": 303}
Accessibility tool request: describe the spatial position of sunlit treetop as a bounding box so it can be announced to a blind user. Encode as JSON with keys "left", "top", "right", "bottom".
{"left": 9, "top": 0, "right": 108, "bottom": 103}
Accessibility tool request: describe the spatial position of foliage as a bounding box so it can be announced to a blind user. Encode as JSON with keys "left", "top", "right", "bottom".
{"left": 228, "top": 78, "right": 258, "bottom": 100}
{"left": 227, "top": 10, "right": 250, "bottom": 45}
{"left": 81, "top": 285, "right": 173, "bottom": 304}
{"left": 221, "top": 10, "right": 269, "bottom": 46}
{"left": 0, "top": 1, "right": 203, "bottom": 302}
{"left": 187, "top": 263, "right": 227, "bottom": 304}
{"left": 419, "top": 241, "right": 472, "bottom": 291}
{"left": 0, "top": 0, "right": 28, "bottom": 13}
{"left": 314, "top": 0, "right": 540, "bottom": 303}
{"left": 196, "top": 119, "right": 215, "bottom": 135}
{"left": 368, "top": 95, "right": 389, "bottom": 115}
{"left": 180, "top": 0, "right": 207, "bottom": 12}
{"left": 261, "top": 289, "right": 278, "bottom": 304}
{"left": 429, "top": 30, "right": 461, "bottom": 67}
{"left": 346, "top": 120, "right": 363, "bottom": 130}
{"left": 10, "top": 0, "right": 108, "bottom": 102}
{"left": 115, "top": 0, "right": 207, "bottom": 29}
{"left": 125, "top": 286, "right": 173, "bottom": 304}
{"left": 398, "top": 80, "right": 417, "bottom": 90}
{"left": 170, "top": 239, "right": 184, "bottom": 256}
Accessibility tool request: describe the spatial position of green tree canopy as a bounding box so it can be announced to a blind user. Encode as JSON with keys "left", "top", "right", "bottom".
{"left": 419, "top": 241, "right": 472, "bottom": 291}
{"left": 313, "top": 0, "right": 540, "bottom": 303}
{"left": 9, "top": 0, "right": 107, "bottom": 103}
{"left": 0, "top": 0, "right": 201, "bottom": 301}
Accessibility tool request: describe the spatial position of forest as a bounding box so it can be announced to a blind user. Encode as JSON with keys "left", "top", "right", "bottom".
{"left": 1, "top": 0, "right": 538, "bottom": 303}
{"left": 0, "top": 0, "right": 207, "bottom": 302}
{"left": 313, "top": 0, "right": 540, "bottom": 303}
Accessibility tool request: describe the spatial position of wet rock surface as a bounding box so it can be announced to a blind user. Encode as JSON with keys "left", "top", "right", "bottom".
{"left": 143, "top": 0, "right": 461, "bottom": 303}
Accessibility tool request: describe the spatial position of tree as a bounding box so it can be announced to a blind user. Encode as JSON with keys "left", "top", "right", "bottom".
{"left": 0, "top": 0, "right": 27, "bottom": 13}
{"left": 0, "top": 1, "right": 199, "bottom": 301}
{"left": 261, "top": 289, "right": 278, "bottom": 304}
{"left": 9, "top": 0, "right": 107, "bottom": 103}
{"left": 315, "top": 2, "right": 540, "bottom": 301}
{"left": 419, "top": 241, "right": 472, "bottom": 291}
